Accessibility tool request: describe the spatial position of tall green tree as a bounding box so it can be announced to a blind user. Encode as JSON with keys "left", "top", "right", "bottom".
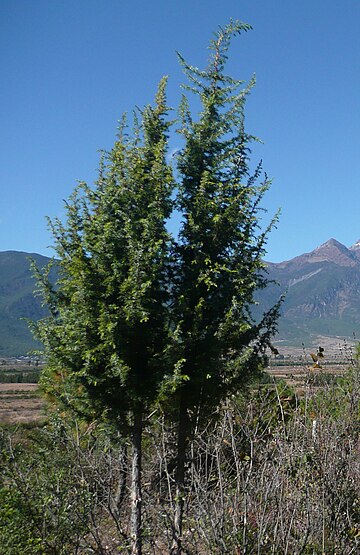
{"left": 169, "top": 21, "right": 280, "bottom": 552}
{"left": 32, "top": 20, "right": 280, "bottom": 555}
{"left": 32, "top": 77, "right": 174, "bottom": 555}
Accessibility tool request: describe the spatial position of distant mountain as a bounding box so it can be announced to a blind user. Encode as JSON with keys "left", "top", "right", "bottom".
{"left": 1, "top": 240, "right": 360, "bottom": 355}
{"left": 262, "top": 239, "right": 360, "bottom": 345}
{"left": 0, "top": 251, "right": 53, "bottom": 356}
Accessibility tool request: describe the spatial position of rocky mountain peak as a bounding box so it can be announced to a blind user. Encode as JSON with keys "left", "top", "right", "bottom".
{"left": 316, "top": 238, "right": 344, "bottom": 249}
{"left": 275, "top": 238, "right": 359, "bottom": 270}
{"left": 306, "top": 238, "right": 359, "bottom": 267}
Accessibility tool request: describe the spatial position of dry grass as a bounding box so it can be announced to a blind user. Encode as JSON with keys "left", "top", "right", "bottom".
{"left": 267, "top": 363, "right": 346, "bottom": 394}
{"left": 0, "top": 383, "right": 45, "bottom": 424}
{"left": 0, "top": 383, "right": 38, "bottom": 392}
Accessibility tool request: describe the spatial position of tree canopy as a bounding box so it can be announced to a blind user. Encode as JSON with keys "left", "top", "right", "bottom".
{"left": 171, "top": 20, "right": 279, "bottom": 417}
{"left": 33, "top": 77, "right": 175, "bottom": 429}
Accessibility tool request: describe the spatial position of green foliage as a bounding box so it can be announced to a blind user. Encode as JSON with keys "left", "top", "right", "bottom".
{"left": 304, "top": 365, "right": 360, "bottom": 421}
{"left": 0, "top": 488, "right": 44, "bottom": 554}
{"left": 169, "top": 20, "right": 280, "bottom": 423}
{"left": 30, "top": 80, "right": 177, "bottom": 552}
{"left": 32, "top": 78, "right": 175, "bottom": 429}
{"left": 0, "top": 367, "right": 40, "bottom": 383}
{"left": 32, "top": 21, "right": 280, "bottom": 433}
{"left": 0, "top": 421, "right": 96, "bottom": 554}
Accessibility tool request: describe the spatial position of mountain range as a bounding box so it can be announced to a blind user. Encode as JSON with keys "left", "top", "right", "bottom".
{"left": 1, "top": 239, "right": 360, "bottom": 355}
{"left": 264, "top": 238, "right": 360, "bottom": 345}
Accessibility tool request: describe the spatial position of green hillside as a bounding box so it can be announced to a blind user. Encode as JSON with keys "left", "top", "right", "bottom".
{"left": 0, "top": 251, "right": 53, "bottom": 356}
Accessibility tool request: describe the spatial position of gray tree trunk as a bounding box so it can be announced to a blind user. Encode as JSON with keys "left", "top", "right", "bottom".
{"left": 131, "top": 408, "right": 143, "bottom": 555}
{"left": 171, "top": 395, "right": 189, "bottom": 554}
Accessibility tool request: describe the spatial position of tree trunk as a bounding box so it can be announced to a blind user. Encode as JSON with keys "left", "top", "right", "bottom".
{"left": 171, "top": 394, "right": 189, "bottom": 554}
{"left": 131, "top": 408, "right": 143, "bottom": 555}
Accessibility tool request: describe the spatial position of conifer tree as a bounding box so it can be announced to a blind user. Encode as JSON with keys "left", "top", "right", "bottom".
{"left": 32, "top": 78, "right": 174, "bottom": 555}
{"left": 32, "top": 20, "right": 280, "bottom": 554}
{"left": 169, "top": 21, "right": 280, "bottom": 552}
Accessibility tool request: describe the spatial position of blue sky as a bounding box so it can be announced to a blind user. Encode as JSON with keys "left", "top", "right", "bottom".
{"left": 1, "top": 0, "right": 360, "bottom": 262}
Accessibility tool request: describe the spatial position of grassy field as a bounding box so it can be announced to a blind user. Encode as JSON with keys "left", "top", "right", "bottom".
{"left": 0, "top": 358, "right": 44, "bottom": 424}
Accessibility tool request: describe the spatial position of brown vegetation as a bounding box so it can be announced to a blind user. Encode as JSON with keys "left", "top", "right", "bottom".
{"left": 1, "top": 362, "right": 359, "bottom": 553}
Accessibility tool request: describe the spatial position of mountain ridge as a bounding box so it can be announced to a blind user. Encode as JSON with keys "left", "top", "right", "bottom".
{"left": 271, "top": 238, "right": 360, "bottom": 269}
{"left": 1, "top": 239, "right": 360, "bottom": 355}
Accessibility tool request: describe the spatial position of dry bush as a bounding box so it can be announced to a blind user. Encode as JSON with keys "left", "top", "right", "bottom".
{"left": 140, "top": 368, "right": 359, "bottom": 554}
{"left": 1, "top": 366, "right": 359, "bottom": 554}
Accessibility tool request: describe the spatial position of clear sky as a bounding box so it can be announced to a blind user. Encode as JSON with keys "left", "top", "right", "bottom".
{"left": 1, "top": 0, "right": 360, "bottom": 262}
